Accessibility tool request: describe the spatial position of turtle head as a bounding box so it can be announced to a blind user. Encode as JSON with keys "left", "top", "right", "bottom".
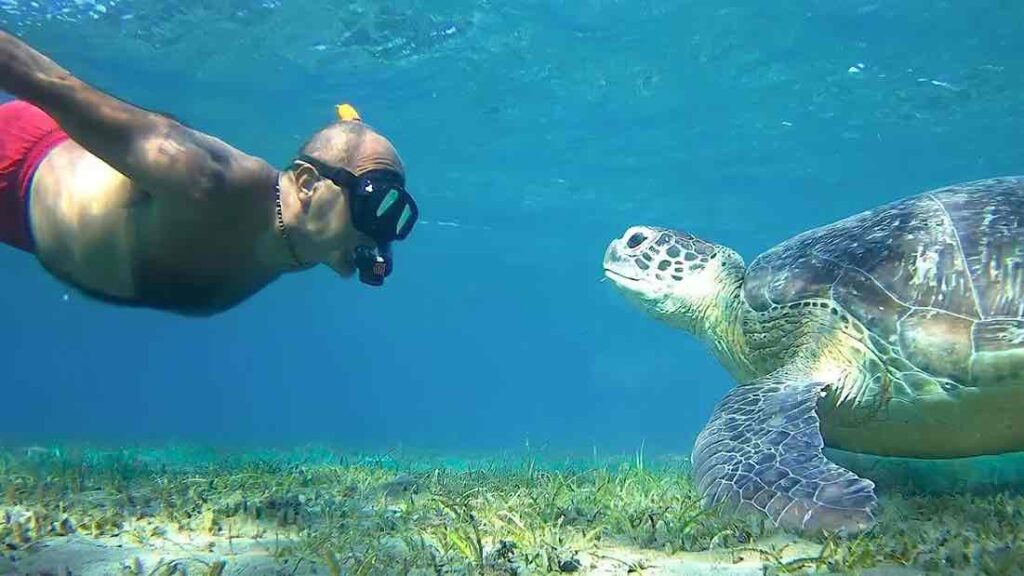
{"left": 603, "top": 226, "right": 746, "bottom": 334}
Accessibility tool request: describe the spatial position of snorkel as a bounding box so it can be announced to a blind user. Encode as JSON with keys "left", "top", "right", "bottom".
{"left": 332, "top": 103, "right": 417, "bottom": 287}
{"left": 353, "top": 244, "right": 392, "bottom": 286}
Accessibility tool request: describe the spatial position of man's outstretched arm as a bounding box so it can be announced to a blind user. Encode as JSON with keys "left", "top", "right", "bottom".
{"left": 0, "top": 29, "right": 271, "bottom": 200}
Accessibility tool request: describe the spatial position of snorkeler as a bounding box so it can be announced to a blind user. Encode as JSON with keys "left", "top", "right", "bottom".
{"left": 0, "top": 29, "right": 417, "bottom": 316}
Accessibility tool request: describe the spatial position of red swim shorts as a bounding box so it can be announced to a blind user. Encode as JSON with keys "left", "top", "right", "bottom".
{"left": 0, "top": 100, "right": 69, "bottom": 253}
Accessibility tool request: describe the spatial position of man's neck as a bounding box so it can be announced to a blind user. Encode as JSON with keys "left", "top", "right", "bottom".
{"left": 256, "top": 171, "right": 312, "bottom": 275}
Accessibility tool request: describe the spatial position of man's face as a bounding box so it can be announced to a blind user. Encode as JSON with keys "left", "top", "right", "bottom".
{"left": 312, "top": 131, "right": 406, "bottom": 277}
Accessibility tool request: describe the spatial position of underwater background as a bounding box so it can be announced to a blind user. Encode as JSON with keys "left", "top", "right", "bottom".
{"left": 2, "top": 0, "right": 1024, "bottom": 461}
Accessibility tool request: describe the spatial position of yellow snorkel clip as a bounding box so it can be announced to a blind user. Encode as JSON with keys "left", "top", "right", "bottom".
{"left": 336, "top": 103, "right": 362, "bottom": 123}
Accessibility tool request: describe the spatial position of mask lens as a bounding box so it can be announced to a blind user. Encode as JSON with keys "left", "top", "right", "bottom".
{"left": 395, "top": 194, "right": 417, "bottom": 240}
{"left": 396, "top": 205, "right": 412, "bottom": 238}
{"left": 376, "top": 188, "right": 400, "bottom": 217}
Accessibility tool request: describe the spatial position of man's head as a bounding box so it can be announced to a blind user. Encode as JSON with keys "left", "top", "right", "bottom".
{"left": 277, "top": 107, "right": 414, "bottom": 282}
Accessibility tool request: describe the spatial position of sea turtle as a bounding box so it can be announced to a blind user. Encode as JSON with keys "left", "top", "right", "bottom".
{"left": 601, "top": 176, "right": 1024, "bottom": 535}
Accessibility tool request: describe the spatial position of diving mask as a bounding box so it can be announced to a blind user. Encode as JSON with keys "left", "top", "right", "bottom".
{"left": 297, "top": 155, "right": 418, "bottom": 243}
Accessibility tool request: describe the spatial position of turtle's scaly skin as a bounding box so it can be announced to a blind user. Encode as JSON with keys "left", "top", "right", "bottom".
{"left": 739, "top": 177, "right": 1024, "bottom": 458}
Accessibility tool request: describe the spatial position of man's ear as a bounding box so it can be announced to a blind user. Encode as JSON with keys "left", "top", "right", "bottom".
{"left": 292, "top": 162, "right": 320, "bottom": 206}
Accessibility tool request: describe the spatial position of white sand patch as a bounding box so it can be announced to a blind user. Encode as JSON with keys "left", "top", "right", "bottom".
{"left": 0, "top": 530, "right": 882, "bottom": 576}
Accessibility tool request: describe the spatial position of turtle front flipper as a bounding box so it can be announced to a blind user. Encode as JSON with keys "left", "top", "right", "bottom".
{"left": 691, "top": 368, "right": 877, "bottom": 535}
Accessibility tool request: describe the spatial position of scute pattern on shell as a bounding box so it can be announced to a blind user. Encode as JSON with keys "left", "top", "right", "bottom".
{"left": 742, "top": 177, "right": 1024, "bottom": 386}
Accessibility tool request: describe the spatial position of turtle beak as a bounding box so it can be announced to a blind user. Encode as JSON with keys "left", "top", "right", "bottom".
{"left": 603, "top": 237, "right": 643, "bottom": 286}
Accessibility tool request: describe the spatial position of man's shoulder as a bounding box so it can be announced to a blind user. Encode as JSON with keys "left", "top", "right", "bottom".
{"left": 186, "top": 132, "right": 277, "bottom": 200}
{"left": 228, "top": 153, "right": 278, "bottom": 190}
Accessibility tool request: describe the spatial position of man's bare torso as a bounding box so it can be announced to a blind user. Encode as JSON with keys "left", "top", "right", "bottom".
{"left": 29, "top": 139, "right": 282, "bottom": 315}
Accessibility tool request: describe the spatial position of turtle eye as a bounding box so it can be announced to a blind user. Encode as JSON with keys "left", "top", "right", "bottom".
{"left": 627, "top": 232, "right": 647, "bottom": 249}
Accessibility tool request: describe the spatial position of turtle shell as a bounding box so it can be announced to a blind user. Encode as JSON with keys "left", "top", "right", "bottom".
{"left": 743, "top": 177, "right": 1024, "bottom": 387}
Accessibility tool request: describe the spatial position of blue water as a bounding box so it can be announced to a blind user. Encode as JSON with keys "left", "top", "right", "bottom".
{"left": 1, "top": 1, "right": 1022, "bottom": 457}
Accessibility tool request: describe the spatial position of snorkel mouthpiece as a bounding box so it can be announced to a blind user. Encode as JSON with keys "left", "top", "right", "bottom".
{"left": 354, "top": 244, "right": 392, "bottom": 286}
